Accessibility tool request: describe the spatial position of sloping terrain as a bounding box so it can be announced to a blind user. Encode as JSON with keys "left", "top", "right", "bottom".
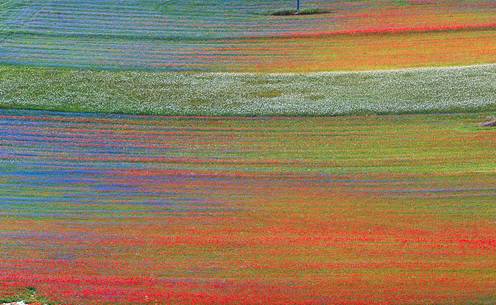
{"left": 1, "top": 2, "right": 496, "bottom": 304}
{"left": 1, "top": 0, "right": 495, "bottom": 71}
{"left": 0, "top": 110, "right": 495, "bottom": 304}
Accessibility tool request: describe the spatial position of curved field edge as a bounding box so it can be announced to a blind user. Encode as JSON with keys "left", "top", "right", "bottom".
{"left": 1, "top": 64, "right": 496, "bottom": 116}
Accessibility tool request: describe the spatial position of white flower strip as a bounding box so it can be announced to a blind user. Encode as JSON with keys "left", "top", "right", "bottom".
{"left": 0, "top": 64, "right": 495, "bottom": 116}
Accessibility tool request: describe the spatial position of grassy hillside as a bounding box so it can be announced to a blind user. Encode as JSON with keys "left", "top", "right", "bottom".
{"left": 1, "top": 64, "right": 496, "bottom": 116}
{"left": 1, "top": 0, "right": 495, "bottom": 71}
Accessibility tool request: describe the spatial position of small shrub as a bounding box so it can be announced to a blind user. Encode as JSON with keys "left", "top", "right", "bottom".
{"left": 271, "top": 9, "right": 297, "bottom": 16}
{"left": 270, "top": 8, "right": 330, "bottom": 16}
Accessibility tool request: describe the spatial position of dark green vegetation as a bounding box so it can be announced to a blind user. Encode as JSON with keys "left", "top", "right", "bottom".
{"left": 270, "top": 8, "right": 331, "bottom": 16}
{"left": 0, "top": 287, "right": 55, "bottom": 305}
{"left": 1, "top": 64, "right": 496, "bottom": 116}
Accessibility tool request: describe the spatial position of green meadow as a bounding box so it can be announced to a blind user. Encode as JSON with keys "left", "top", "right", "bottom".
{"left": 1, "top": 64, "right": 496, "bottom": 116}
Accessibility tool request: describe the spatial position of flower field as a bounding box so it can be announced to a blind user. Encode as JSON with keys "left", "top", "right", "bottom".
{"left": 1, "top": 110, "right": 496, "bottom": 304}
{"left": 1, "top": 0, "right": 495, "bottom": 71}
{"left": 1, "top": 64, "right": 496, "bottom": 116}
{"left": 1, "top": 1, "right": 496, "bottom": 304}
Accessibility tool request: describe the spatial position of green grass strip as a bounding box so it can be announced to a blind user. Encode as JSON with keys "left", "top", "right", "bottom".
{"left": 1, "top": 64, "right": 496, "bottom": 116}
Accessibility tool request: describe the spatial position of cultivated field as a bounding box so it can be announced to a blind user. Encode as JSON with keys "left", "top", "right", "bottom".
{"left": 1, "top": 1, "right": 496, "bottom": 304}
{"left": 1, "top": 110, "right": 495, "bottom": 304}
{"left": 1, "top": 0, "right": 496, "bottom": 71}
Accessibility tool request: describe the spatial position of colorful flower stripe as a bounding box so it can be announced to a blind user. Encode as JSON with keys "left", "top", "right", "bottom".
{"left": 0, "top": 1, "right": 495, "bottom": 71}
{"left": 216, "top": 28, "right": 496, "bottom": 72}
{"left": 0, "top": 110, "right": 495, "bottom": 304}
